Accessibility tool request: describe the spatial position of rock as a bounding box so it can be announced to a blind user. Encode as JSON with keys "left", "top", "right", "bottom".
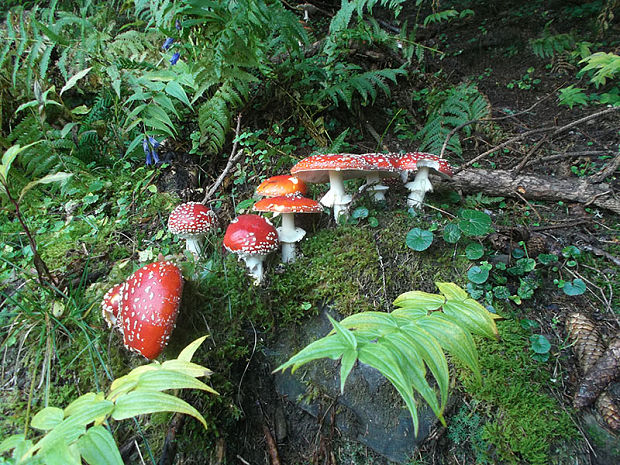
{"left": 266, "top": 308, "right": 440, "bottom": 463}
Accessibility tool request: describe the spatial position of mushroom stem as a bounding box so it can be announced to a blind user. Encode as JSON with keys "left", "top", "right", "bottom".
{"left": 405, "top": 166, "right": 433, "bottom": 208}
{"left": 240, "top": 254, "right": 266, "bottom": 285}
{"left": 363, "top": 173, "right": 389, "bottom": 202}
{"left": 277, "top": 213, "right": 306, "bottom": 264}
{"left": 185, "top": 237, "right": 203, "bottom": 256}
{"left": 320, "top": 171, "right": 352, "bottom": 220}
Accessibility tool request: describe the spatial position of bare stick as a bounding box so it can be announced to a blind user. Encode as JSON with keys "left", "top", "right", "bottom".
{"left": 202, "top": 114, "right": 244, "bottom": 203}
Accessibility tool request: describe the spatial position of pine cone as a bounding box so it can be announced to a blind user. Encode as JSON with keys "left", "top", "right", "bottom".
{"left": 595, "top": 392, "right": 620, "bottom": 431}
{"left": 574, "top": 336, "right": 620, "bottom": 409}
{"left": 566, "top": 313, "right": 606, "bottom": 374}
{"left": 525, "top": 232, "right": 548, "bottom": 257}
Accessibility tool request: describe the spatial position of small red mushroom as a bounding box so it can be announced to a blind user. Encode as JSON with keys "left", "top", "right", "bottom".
{"left": 168, "top": 202, "right": 216, "bottom": 256}
{"left": 223, "top": 214, "right": 279, "bottom": 285}
{"left": 256, "top": 175, "right": 307, "bottom": 197}
{"left": 118, "top": 261, "right": 184, "bottom": 359}
{"left": 101, "top": 282, "right": 125, "bottom": 329}
{"left": 253, "top": 194, "right": 323, "bottom": 263}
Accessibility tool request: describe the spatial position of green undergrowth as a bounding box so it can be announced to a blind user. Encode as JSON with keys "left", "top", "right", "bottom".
{"left": 457, "top": 319, "right": 578, "bottom": 465}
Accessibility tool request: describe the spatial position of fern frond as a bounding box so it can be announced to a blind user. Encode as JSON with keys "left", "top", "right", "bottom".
{"left": 198, "top": 79, "right": 249, "bottom": 154}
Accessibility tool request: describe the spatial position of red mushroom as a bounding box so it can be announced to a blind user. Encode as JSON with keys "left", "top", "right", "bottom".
{"left": 118, "top": 261, "right": 184, "bottom": 359}
{"left": 101, "top": 282, "right": 125, "bottom": 329}
{"left": 358, "top": 153, "right": 400, "bottom": 201}
{"left": 223, "top": 214, "right": 279, "bottom": 285}
{"left": 256, "top": 175, "right": 307, "bottom": 197}
{"left": 253, "top": 194, "right": 323, "bottom": 263}
{"left": 395, "top": 153, "right": 453, "bottom": 208}
{"left": 291, "top": 154, "right": 381, "bottom": 219}
{"left": 168, "top": 202, "right": 216, "bottom": 256}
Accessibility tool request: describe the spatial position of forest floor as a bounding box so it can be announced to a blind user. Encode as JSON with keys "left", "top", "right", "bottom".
{"left": 1, "top": 1, "right": 619, "bottom": 465}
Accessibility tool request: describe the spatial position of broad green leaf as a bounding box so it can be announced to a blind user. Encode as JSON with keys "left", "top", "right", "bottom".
{"left": 107, "top": 377, "right": 139, "bottom": 401}
{"left": 399, "top": 325, "right": 450, "bottom": 410}
{"left": 31, "top": 407, "right": 64, "bottom": 431}
{"left": 563, "top": 278, "right": 586, "bottom": 296}
{"left": 0, "top": 434, "right": 27, "bottom": 454}
{"left": 435, "top": 282, "right": 468, "bottom": 301}
{"left": 136, "top": 369, "right": 218, "bottom": 395}
{"left": 1, "top": 142, "right": 41, "bottom": 179}
{"left": 339, "top": 349, "right": 357, "bottom": 394}
{"left": 443, "top": 299, "right": 497, "bottom": 339}
{"left": 39, "top": 438, "right": 81, "bottom": 465}
{"left": 146, "top": 104, "right": 176, "bottom": 134}
{"left": 393, "top": 291, "right": 444, "bottom": 311}
{"left": 275, "top": 335, "right": 347, "bottom": 373}
{"left": 112, "top": 391, "right": 207, "bottom": 429}
{"left": 19, "top": 172, "right": 73, "bottom": 203}
{"left": 391, "top": 307, "right": 428, "bottom": 323}
{"left": 406, "top": 228, "right": 434, "bottom": 251}
{"left": 458, "top": 209, "right": 491, "bottom": 236}
{"left": 178, "top": 336, "right": 208, "bottom": 362}
{"left": 153, "top": 93, "right": 180, "bottom": 118}
{"left": 339, "top": 312, "right": 399, "bottom": 335}
{"left": 442, "top": 223, "right": 461, "bottom": 243}
{"left": 465, "top": 242, "right": 485, "bottom": 260}
{"left": 165, "top": 81, "right": 192, "bottom": 108}
{"left": 467, "top": 265, "right": 489, "bottom": 284}
{"left": 530, "top": 335, "right": 551, "bottom": 354}
{"left": 60, "top": 67, "right": 92, "bottom": 96}
{"left": 64, "top": 393, "right": 98, "bottom": 417}
{"left": 417, "top": 313, "right": 481, "bottom": 382}
{"left": 327, "top": 315, "right": 357, "bottom": 350}
{"left": 161, "top": 360, "right": 213, "bottom": 378}
{"left": 77, "top": 425, "right": 123, "bottom": 465}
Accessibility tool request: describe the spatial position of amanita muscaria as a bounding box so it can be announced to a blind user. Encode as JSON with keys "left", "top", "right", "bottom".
{"left": 101, "top": 282, "right": 124, "bottom": 328}
{"left": 223, "top": 214, "right": 279, "bottom": 285}
{"left": 256, "top": 175, "right": 307, "bottom": 198}
{"left": 103, "top": 261, "right": 184, "bottom": 359}
{"left": 168, "top": 202, "right": 216, "bottom": 256}
{"left": 253, "top": 194, "right": 323, "bottom": 264}
{"left": 395, "top": 152, "right": 453, "bottom": 208}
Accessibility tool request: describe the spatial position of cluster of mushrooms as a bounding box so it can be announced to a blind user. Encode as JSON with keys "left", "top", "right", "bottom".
{"left": 101, "top": 152, "right": 452, "bottom": 359}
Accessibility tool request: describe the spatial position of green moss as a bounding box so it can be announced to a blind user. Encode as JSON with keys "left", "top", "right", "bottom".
{"left": 458, "top": 319, "right": 577, "bottom": 465}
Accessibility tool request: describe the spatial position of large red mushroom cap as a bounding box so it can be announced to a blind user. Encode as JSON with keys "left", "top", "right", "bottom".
{"left": 256, "top": 175, "right": 307, "bottom": 197}
{"left": 290, "top": 153, "right": 376, "bottom": 183}
{"left": 101, "top": 282, "right": 125, "bottom": 329}
{"left": 119, "top": 261, "right": 183, "bottom": 359}
{"left": 223, "top": 215, "right": 279, "bottom": 284}
{"left": 168, "top": 202, "right": 216, "bottom": 255}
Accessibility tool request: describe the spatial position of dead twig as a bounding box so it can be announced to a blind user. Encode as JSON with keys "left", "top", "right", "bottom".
{"left": 455, "top": 106, "right": 620, "bottom": 173}
{"left": 590, "top": 152, "right": 620, "bottom": 183}
{"left": 202, "top": 114, "right": 244, "bottom": 203}
{"left": 263, "top": 424, "right": 281, "bottom": 465}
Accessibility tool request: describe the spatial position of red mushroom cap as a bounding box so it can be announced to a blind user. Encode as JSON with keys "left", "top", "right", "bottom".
{"left": 358, "top": 153, "right": 400, "bottom": 175}
{"left": 291, "top": 153, "right": 381, "bottom": 183}
{"left": 168, "top": 202, "right": 216, "bottom": 238}
{"left": 253, "top": 194, "right": 323, "bottom": 214}
{"left": 396, "top": 152, "right": 453, "bottom": 177}
{"left": 256, "top": 175, "right": 307, "bottom": 197}
{"left": 223, "top": 214, "right": 279, "bottom": 256}
{"left": 119, "top": 261, "right": 183, "bottom": 360}
{"left": 101, "top": 282, "right": 125, "bottom": 329}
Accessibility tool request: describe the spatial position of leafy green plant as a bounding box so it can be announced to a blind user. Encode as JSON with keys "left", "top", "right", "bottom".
{"left": 529, "top": 334, "right": 551, "bottom": 362}
{"left": 0, "top": 336, "right": 217, "bottom": 465}
{"left": 276, "top": 283, "right": 499, "bottom": 434}
{"left": 406, "top": 227, "right": 434, "bottom": 251}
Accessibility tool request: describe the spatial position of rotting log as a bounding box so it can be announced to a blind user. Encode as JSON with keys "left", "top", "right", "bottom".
{"left": 436, "top": 169, "right": 620, "bottom": 215}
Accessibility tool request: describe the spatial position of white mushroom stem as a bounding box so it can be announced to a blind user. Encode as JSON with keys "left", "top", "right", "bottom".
{"left": 320, "top": 171, "right": 352, "bottom": 220}
{"left": 362, "top": 173, "right": 389, "bottom": 202}
{"left": 238, "top": 253, "right": 267, "bottom": 285}
{"left": 184, "top": 236, "right": 204, "bottom": 256}
{"left": 277, "top": 213, "right": 306, "bottom": 264}
{"left": 405, "top": 166, "right": 433, "bottom": 208}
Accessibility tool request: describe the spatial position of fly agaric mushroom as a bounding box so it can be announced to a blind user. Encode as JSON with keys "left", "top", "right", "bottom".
{"left": 223, "top": 214, "right": 279, "bottom": 285}
{"left": 396, "top": 153, "right": 453, "bottom": 208}
{"left": 291, "top": 153, "right": 382, "bottom": 220}
{"left": 359, "top": 153, "right": 400, "bottom": 201}
{"left": 256, "top": 175, "right": 307, "bottom": 198}
{"left": 101, "top": 282, "right": 125, "bottom": 329}
{"left": 168, "top": 202, "right": 216, "bottom": 256}
{"left": 253, "top": 194, "right": 323, "bottom": 263}
{"left": 118, "top": 261, "right": 183, "bottom": 359}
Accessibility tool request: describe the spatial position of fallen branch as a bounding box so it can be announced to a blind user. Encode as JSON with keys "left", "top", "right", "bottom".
{"left": 454, "top": 106, "right": 620, "bottom": 173}
{"left": 436, "top": 168, "right": 620, "bottom": 215}
{"left": 202, "top": 114, "right": 244, "bottom": 203}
